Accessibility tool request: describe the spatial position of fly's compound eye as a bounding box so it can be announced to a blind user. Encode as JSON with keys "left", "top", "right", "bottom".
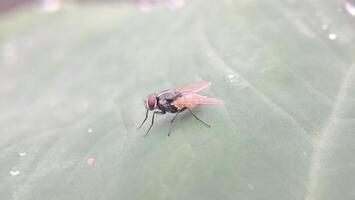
{"left": 146, "top": 94, "right": 157, "bottom": 110}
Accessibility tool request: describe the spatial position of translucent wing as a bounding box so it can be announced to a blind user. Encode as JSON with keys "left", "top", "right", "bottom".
{"left": 172, "top": 94, "right": 222, "bottom": 109}
{"left": 174, "top": 81, "right": 211, "bottom": 95}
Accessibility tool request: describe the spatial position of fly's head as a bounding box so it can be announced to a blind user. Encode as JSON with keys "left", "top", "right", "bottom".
{"left": 145, "top": 93, "right": 157, "bottom": 110}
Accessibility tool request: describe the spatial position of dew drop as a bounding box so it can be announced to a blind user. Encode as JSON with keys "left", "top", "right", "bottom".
{"left": 18, "top": 151, "right": 27, "bottom": 157}
{"left": 10, "top": 170, "right": 20, "bottom": 176}
{"left": 87, "top": 128, "right": 93, "bottom": 133}
{"left": 345, "top": 0, "right": 355, "bottom": 16}
{"left": 248, "top": 183, "right": 255, "bottom": 190}
{"left": 2, "top": 42, "right": 17, "bottom": 65}
{"left": 81, "top": 102, "right": 89, "bottom": 108}
{"left": 206, "top": 51, "right": 213, "bottom": 57}
{"left": 227, "top": 73, "right": 249, "bottom": 89}
{"left": 41, "top": 0, "right": 61, "bottom": 12}
{"left": 168, "top": 0, "right": 185, "bottom": 9}
{"left": 86, "top": 158, "right": 95, "bottom": 166}
{"left": 227, "top": 74, "right": 236, "bottom": 80}
{"left": 321, "top": 24, "right": 328, "bottom": 30}
{"left": 328, "top": 33, "right": 338, "bottom": 40}
{"left": 139, "top": 0, "right": 153, "bottom": 13}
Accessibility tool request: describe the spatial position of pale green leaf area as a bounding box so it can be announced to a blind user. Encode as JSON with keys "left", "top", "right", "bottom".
{"left": 0, "top": 0, "right": 355, "bottom": 199}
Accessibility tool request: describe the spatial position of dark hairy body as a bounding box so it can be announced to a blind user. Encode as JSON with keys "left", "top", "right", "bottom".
{"left": 156, "top": 90, "right": 182, "bottom": 113}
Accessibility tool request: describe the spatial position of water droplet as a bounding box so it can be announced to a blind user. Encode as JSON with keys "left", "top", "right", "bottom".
{"left": 168, "top": 0, "right": 185, "bottom": 9}
{"left": 206, "top": 51, "right": 213, "bottom": 57}
{"left": 2, "top": 42, "right": 17, "bottom": 65}
{"left": 86, "top": 158, "right": 95, "bottom": 166}
{"left": 81, "top": 102, "right": 89, "bottom": 108}
{"left": 10, "top": 170, "right": 20, "bottom": 176}
{"left": 321, "top": 24, "right": 328, "bottom": 30}
{"left": 227, "top": 74, "right": 236, "bottom": 80}
{"left": 227, "top": 73, "right": 249, "bottom": 89}
{"left": 139, "top": 0, "right": 153, "bottom": 13}
{"left": 328, "top": 33, "right": 338, "bottom": 40}
{"left": 87, "top": 128, "right": 93, "bottom": 133}
{"left": 41, "top": 0, "right": 61, "bottom": 12}
{"left": 18, "top": 151, "right": 27, "bottom": 157}
{"left": 344, "top": 0, "right": 355, "bottom": 16}
{"left": 248, "top": 183, "right": 255, "bottom": 190}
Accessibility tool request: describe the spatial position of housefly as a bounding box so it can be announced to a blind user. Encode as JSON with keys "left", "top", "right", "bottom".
{"left": 138, "top": 81, "right": 222, "bottom": 137}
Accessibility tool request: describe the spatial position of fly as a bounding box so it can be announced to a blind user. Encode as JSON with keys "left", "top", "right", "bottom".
{"left": 138, "top": 81, "right": 222, "bottom": 137}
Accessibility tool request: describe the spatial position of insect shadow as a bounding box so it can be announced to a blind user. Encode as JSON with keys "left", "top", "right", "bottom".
{"left": 139, "top": 108, "right": 210, "bottom": 137}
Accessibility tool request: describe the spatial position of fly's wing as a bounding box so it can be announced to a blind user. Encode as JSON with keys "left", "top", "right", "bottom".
{"left": 174, "top": 81, "right": 211, "bottom": 95}
{"left": 172, "top": 94, "right": 222, "bottom": 109}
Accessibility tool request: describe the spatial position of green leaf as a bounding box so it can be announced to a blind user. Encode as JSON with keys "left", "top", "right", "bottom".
{"left": 0, "top": 0, "right": 355, "bottom": 200}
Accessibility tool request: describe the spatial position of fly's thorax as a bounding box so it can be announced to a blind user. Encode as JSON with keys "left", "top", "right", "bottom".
{"left": 157, "top": 91, "right": 181, "bottom": 101}
{"left": 156, "top": 91, "right": 180, "bottom": 113}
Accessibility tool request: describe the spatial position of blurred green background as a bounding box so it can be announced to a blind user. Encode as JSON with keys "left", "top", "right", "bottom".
{"left": 0, "top": 0, "right": 355, "bottom": 199}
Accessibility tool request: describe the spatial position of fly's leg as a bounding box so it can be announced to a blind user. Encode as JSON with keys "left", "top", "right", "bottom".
{"left": 168, "top": 108, "right": 186, "bottom": 137}
{"left": 144, "top": 111, "right": 165, "bottom": 137}
{"left": 187, "top": 108, "right": 211, "bottom": 127}
{"left": 138, "top": 109, "right": 149, "bottom": 129}
{"left": 168, "top": 113, "right": 179, "bottom": 137}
